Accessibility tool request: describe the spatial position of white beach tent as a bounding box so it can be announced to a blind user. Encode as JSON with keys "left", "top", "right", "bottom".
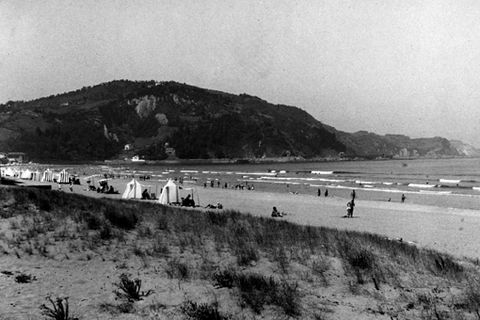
{"left": 31, "top": 170, "right": 42, "bottom": 182}
{"left": 59, "top": 169, "right": 70, "bottom": 184}
{"left": 42, "top": 169, "right": 54, "bottom": 182}
{"left": 122, "top": 179, "right": 143, "bottom": 199}
{"left": 20, "top": 169, "right": 32, "bottom": 180}
{"left": 4, "top": 167, "right": 16, "bottom": 177}
{"left": 158, "top": 179, "right": 180, "bottom": 205}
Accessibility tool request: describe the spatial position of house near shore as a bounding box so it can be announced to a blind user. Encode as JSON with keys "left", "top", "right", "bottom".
{"left": 131, "top": 155, "right": 145, "bottom": 162}
{"left": 6, "top": 152, "right": 27, "bottom": 163}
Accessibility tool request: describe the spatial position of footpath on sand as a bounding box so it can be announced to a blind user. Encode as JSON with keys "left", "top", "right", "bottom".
{"left": 18, "top": 178, "right": 480, "bottom": 259}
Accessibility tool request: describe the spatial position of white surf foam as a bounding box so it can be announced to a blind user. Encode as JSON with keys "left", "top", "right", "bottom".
{"left": 311, "top": 170, "right": 333, "bottom": 175}
{"left": 408, "top": 183, "right": 436, "bottom": 188}
{"left": 439, "top": 179, "right": 461, "bottom": 184}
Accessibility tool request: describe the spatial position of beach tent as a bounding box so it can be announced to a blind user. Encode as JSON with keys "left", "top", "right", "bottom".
{"left": 42, "top": 169, "right": 54, "bottom": 182}
{"left": 158, "top": 179, "right": 180, "bottom": 205}
{"left": 59, "top": 169, "right": 70, "bottom": 184}
{"left": 122, "top": 179, "right": 143, "bottom": 199}
{"left": 20, "top": 169, "right": 32, "bottom": 180}
{"left": 31, "top": 170, "right": 42, "bottom": 182}
{"left": 4, "top": 167, "right": 16, "bottom": 177}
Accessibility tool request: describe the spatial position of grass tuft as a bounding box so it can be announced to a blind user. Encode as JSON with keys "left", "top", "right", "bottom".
{"left": 39, "top": 296, "right": 78, "bottom": 320}
{"left": 113, "top": 273, "right": 153, "bottom": 302}
{"left": 181, "top": 300, "right": 231, "bottom": 320}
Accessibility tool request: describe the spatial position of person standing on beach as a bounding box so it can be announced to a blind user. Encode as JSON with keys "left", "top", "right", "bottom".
{"left": 401, "top": 194, "right": 406, "bottom": 203}
{"left": 324, "top": 189, "right": 329, "bottom": 197}
{"left": 317, "top": 188, "right": 321, "bottom": 197}
{"left": 351, "top": 189, "right": 356, "bottom": 201}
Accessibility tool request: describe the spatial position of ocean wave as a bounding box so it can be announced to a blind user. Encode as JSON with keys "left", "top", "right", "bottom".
{"left": 180, "top": 170, "right": 198, "bottom": 173}
{"left": 355, "top": 180, "right": 377, "bottom": 185}
{"left": 235, "top": 172, "right": 277, "bottom": 176}
{"left": 237, "top": 179, "right": 300, "bottom": 185}
{"left": 311, "top": 170, "right": 333, "bottom": 175}
{"left": 408, "top": 183, "right": 436, "bottom": 188}
{"left": 259, "top": 176, "right": 346, "bottom": 183}
{"left": 439, "top": 179, "right": 461, "bottom": 184}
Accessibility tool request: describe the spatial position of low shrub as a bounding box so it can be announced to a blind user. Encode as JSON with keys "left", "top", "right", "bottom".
{"left": 40, "top": 296, "right": 78, "bottom": 320}
{"left": 236, "top": 273, "right": 300, "bottom": 316}
{"left": 15, "top": 273, "right": 36, "bottom": 283}
{"left": 181, "top": 301, "right": 231, "bottom": 320}
{"left": 235, "top": 242, "right": 259, "bottom": 266}
{"left": 212, "top": 269, "right": 237, "bottom": 288}
{"left": 104, "top": 205, "right": 138, "bottom": 230}
{"left": 166, "top": 259, "right": 190, "bottom": 281}
{"left": 114, "top": 273, "right": 153, "bottom": 302}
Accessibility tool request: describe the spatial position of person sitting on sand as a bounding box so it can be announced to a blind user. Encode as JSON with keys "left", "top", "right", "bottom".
{"left": 141, "top": 189, "right": 151, "bottom": 200}
{"left": 271, "top": 206, "right": 283, "bottom": 217}
{"left": 346, "top": 201, "right": 354, "bottom": 218}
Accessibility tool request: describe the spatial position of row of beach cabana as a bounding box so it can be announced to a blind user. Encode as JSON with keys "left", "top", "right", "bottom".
{"left": 0, "top": 167, "right": 72, "bottom": 184}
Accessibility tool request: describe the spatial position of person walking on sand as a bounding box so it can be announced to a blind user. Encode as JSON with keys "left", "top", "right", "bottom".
{"left": 401, "top": 194, "right": 406, "bottom": 203}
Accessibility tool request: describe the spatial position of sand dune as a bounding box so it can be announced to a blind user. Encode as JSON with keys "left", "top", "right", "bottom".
{"left": 21, "top": 177, "right": 480, "bottom": 259}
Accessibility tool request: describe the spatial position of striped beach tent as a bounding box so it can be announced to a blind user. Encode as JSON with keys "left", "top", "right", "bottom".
{"left": 31, "top": 170, "right": 42, "bottom": 181}
{"left": 42, "top": 169, "right": 54, "bottom": 182}
{"left": 59, "top": 169, "right": 70, "bottom": 184}
{"left": 122, "top": 179, "right": 143, "bottom": 199}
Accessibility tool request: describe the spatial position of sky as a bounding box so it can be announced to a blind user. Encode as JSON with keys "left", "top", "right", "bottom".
{"left": 1, "top": 0, "right": 480, "bottom": 146}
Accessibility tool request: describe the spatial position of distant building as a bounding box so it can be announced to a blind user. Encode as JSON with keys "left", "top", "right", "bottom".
{"left": 164, "top": 142, "right": 176, "bottom": 158}
{"left": 131, "top": 155, "right": 145, "bottom": 162}
{"left": 398, "top": 148, "right": 409, "bottom": 158}
{"left": 7, "top": 152, "right": 27, "bottom": 163}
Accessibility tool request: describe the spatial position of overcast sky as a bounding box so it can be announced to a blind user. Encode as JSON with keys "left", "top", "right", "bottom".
{"left": 2, "top": 0, "right": 480, "bottom": 146}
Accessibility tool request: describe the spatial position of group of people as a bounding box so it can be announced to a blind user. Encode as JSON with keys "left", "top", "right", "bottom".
{"left": 317, "top": 188, "right": 329, "bottom": 197}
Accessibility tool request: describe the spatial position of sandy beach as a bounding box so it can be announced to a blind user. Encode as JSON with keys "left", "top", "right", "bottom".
{"left": 20, "top": 176, "right": 480, "bottom": 259}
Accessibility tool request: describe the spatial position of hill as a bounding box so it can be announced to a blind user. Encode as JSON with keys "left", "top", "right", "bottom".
{"left": 1, "top": 185, "right": 480, "bottom": 319}
{"left": 0, "top": 80, "right": 476, "bottom": 161}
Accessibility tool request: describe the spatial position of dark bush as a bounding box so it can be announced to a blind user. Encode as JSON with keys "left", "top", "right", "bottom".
{"left": 85, "top": 213, "right": 103, "bottom": 230}
{"left": 40, "top": 296, "right": 78, "bottom": 320}
{"left": 114, "top": 273, "right": 153, "bottom": 302}
{"left": 235, "top": 242, "right": 259, "bottom": 266}
{"left": 15, "top": 273, "right": 36, "bottom": 283}
{"left": 212, "top": 269, "right": 237, "bottom": 288}
{"left": 104, "top": 205, "right": 138, "bottom": 230}
{"left": 181, "top": 301, "right": 231, "bottom": 320}
{"left": 99, "top": 222, "right": 112, "bottom": 240}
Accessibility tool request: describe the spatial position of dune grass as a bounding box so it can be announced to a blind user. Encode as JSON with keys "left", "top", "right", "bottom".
{"left": 0, "top": 185, "right": 478, "bottom": 319}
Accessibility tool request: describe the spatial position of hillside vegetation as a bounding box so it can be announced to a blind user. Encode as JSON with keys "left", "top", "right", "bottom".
{"left": 1, "top": 185, "right": 480, "bottom": 319}
{"left": 0, "top": 80, "right": 476, "bottom": 161}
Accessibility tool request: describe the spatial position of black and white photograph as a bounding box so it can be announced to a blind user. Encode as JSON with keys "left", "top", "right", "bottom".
{"left": 2, "top": 0, "right": 480, "bottom": 319}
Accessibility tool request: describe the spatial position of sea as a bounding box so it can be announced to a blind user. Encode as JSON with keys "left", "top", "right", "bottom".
{"left": 77, "top": 157, "right": 480, "bottom": 212}
{"left": 10, "top": 157, "right": 479, "bottom": 211}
